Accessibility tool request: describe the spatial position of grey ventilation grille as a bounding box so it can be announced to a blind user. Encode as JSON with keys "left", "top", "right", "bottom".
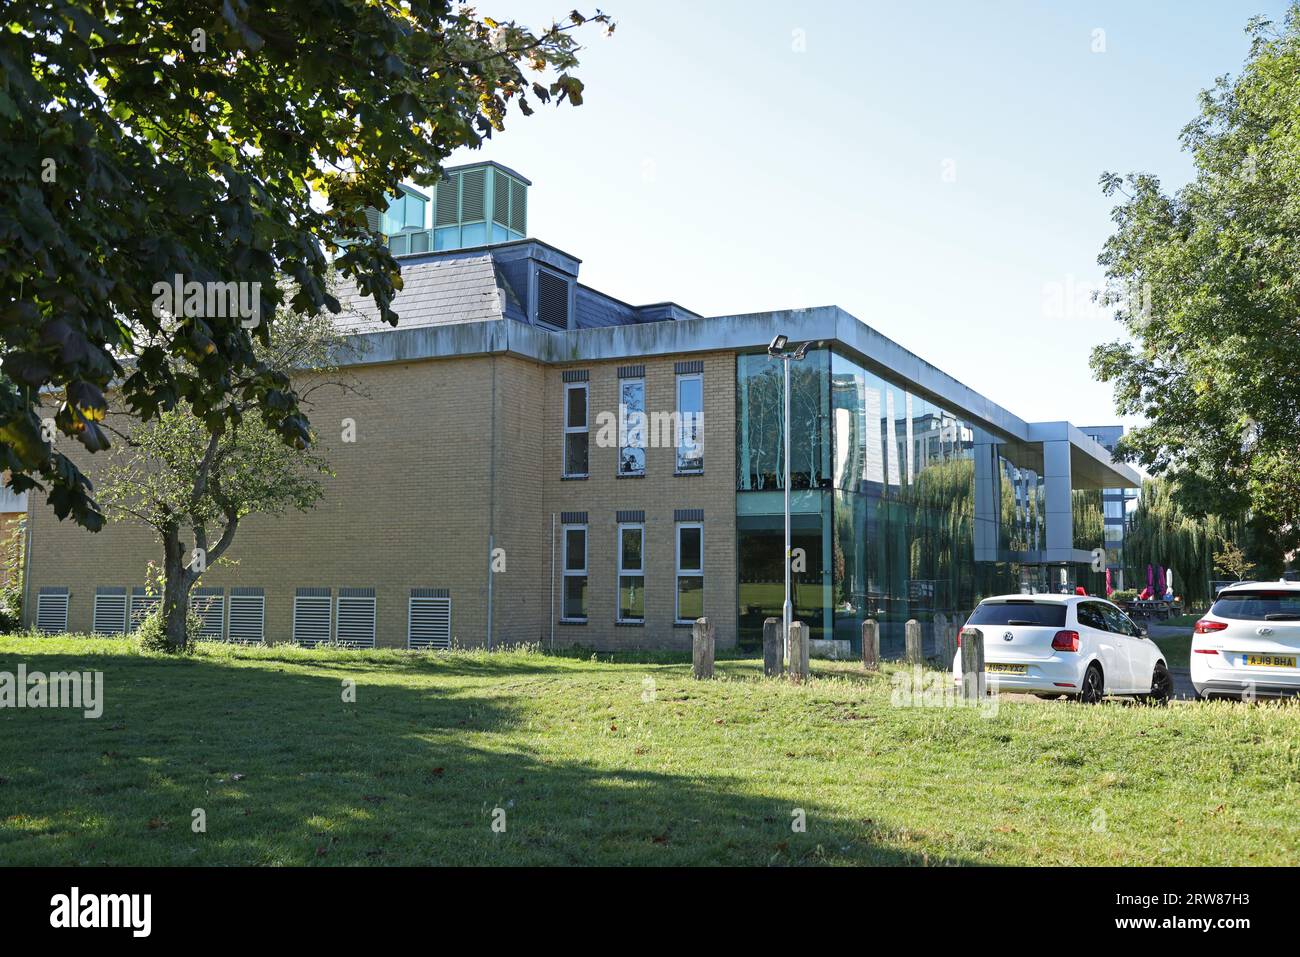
{"left": 536, "top": 270, "right": 569, "bottom": 330}
{"left": 130, "top": 588, "right": 160, "bottom": 630}
{"left": 36, "top": 589, "right": 69, "bottom": 634}
{"left": 435, "top": 172, "right": 460, "bottom": 226}
{"left": 93, "top": 587, "right": 127, "bottom": 635}
{"left": 408, "top": 594, "right": 452, "bottom": 650}
{"left": 294, "top": 588, "right": 332, "bottom": 647}
{"left": 509, "top": 178, "right": 526, "bottom": 234}
{"left": 336, "top": 588, "right": 377, "bottom": 649}
{"left": 461, "top": 167, "right": 486, "bottom": 222}
{"left": 190, "top": 587, "right": 225, "bottom": 640}
{"left": 228, "top": 588, "right": 265, "bottom": 644}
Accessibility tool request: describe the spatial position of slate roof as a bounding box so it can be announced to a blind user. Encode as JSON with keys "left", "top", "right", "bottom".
{"left": 332, "top": 253, "right": 522, "bottom": 333}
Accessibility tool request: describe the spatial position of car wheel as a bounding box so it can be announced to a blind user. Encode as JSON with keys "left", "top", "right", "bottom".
{"left": 1143, "top": 663, "right": 1173, "bottom": 706}
{"left": 1079, "top": 663, "right": 1104, "bottom": 704}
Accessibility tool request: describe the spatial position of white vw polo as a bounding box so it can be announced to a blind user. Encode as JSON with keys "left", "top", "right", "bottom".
{"left": 1191, "top": 581, "right": 1300, "bottom": 700}
{"left": 951, "top": 594, "right": 1172, "bottom": 704}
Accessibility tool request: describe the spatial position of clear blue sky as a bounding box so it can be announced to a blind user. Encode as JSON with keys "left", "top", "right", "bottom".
{"left": 449, "top": 0, "right": 1290, "bottom": 428}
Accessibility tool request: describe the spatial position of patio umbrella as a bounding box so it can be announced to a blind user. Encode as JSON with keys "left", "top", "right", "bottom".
{"left": 1147, "top": 564, "right": 1153, "bottom": 590}
{"left": 1156, "top": 566, "right": 1165, "bottom": 595}
{"left": 1166, "top": 568, "right": 1174, "bottom": 596}
{"left": 1105, "top": 568, "right": 1113, "bottom": 596}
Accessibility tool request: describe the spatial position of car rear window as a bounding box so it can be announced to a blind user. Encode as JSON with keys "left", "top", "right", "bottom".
{"left": 1210, "top": 590, "right": 1300, "bottom": 621}
{"left": 967, "top": 601, "right": 1066, "bottom": 627}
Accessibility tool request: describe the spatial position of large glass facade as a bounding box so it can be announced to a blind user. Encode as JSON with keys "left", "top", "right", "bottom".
{"left": 736, "top": 349, "right": 1044, "bottom": 653}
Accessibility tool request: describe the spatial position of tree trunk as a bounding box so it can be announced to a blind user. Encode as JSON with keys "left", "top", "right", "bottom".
{"left": 161, "top": 528, "right": 193, "bottom": 651}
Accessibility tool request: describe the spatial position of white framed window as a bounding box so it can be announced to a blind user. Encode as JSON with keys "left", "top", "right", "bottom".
{"left": 563, "top": 382, "right": 589, "bottom": 477}
{"left": 618, "top": 377, "right": 646, "bottom": 477}
{"left": 675, "top": 523, "right": 704, "bottom": 623}
{"left": 561, "top": 524, "right": 588, "bottom": 621}
{"left": 675, "top": 373, "right": 703, "bottom": 473}
{"left": 617, "top": 523, "right": 645, "bottom": 623}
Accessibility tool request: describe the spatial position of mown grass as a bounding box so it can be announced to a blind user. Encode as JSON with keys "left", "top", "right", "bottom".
{"left": 0, "top": 634, "right": 1297, "bottom": 866}
{"left": 1153, "top": 631, "right": 1192, "bottom": 669}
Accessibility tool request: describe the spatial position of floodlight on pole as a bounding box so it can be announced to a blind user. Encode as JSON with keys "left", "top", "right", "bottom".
{"left": 767, "top": 336, "right": 811, "bottom": 670}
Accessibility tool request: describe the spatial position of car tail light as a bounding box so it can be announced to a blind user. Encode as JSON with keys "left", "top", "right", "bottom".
{"left": 1052, "top": 630, "right": 1080, "bottom": 652}
{"left": 1193, "top": 619, "right": 1228, "bottom": 635}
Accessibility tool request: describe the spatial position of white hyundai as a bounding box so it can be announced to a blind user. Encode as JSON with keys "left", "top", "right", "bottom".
{"left": 1191, "top": 581, "right": 1300, "bottom": 700}
{"left": 952, "top": 594, "right": 1172, "bottom": 704}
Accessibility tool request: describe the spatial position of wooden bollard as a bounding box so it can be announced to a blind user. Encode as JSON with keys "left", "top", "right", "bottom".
{"left": 789, "top": 621, "right": 810, "bottom": 682}
{"left": 861, "top": 618, "right": 879, "bottom": 671}
{"left": 762, "top": 617, "right": 783, "bottom": 677}
{"left": 692, "top": 617, "right": 715, "bottom": 679}
{"left": 959, "top": 625, "right": 985, "bottom": 702}
{"left": 934, "top": 613, "right": 949, "bottom": 664}
{"left": 904, "top": 618, "right": 923, "bottom": 665}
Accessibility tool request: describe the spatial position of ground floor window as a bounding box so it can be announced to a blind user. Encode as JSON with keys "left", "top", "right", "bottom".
{"left": 617, "top": 523, "right": 644, "bottom": 622}
{"left": 675, "top": 523, "right": 703, "bottom": 622}
{"left": 562, "top": 524, "right": 588, "bottom": 621}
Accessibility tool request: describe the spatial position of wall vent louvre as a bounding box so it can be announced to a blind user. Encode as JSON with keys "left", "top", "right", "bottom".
{"left": 434, "top": 172, "right": 460, "bottom": 226}
{"left": 294, "top": 589, "right": 333, "bottom": 647}
{"left": 130, "top": 588, "right": 160, "bottom": 630}
{"left": 92, "top": 588, "right": 127, "bottom": 635}
{"left": 36, "top": 590, "right": 69, "bottom": 634}
{"left": 536, "top": 270, "right": 570, "bottom": 330}
{"left": 228, "top": 589, "right": 265, "bottom": 644}
{"left": 190, "top": 588, "right": 225, "bottom": 640}
{"left": 408, "top": 594, "right": 452, "bottom": 650}
{"left": 461, "top": 167, "right": 486, "bottom": 221}
{"left": 492, "top": 169, "right": 511, "bottom": 226}
{"left": 509, "top": 178, "right": 527, "bottom": 234}
{"left": 336, "top": 590, "right": 377, "bottom": 648}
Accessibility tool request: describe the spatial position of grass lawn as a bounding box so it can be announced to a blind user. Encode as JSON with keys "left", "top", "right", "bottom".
{"left": 1, "top": 635, "right": 1298, "bottom": 866}
{"left": 1152, "top": 631, "right": 1192, "bottom": 669}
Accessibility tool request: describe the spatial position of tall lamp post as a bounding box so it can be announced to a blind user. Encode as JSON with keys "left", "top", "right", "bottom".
{"left": 768, "top": 334, "right": 810, "bottom": 667}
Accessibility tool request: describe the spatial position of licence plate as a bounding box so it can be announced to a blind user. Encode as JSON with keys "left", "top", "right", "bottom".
{"left": 986, "top": 662, "right": 1027, "bottom": 675}
{"left": 1245, "top": 654, "right": 1296, "bottom": 668}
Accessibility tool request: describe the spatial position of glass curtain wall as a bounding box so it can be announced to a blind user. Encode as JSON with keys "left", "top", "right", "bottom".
{"left": 736, "top": 349, "right": 1028, "bottom": 654}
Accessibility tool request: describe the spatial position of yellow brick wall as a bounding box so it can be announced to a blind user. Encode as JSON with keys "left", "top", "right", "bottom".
{"left": 25, "top": 349, "right": 738, "bottom": 651}
{"left": 541, "top": 352, "right": 737, "bottom": 650}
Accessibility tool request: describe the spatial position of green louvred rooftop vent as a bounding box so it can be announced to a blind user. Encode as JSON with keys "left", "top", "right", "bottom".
{"left": 376, "top": 161, "right": 529, "bottom": 256}
{"left": 430, "top": 161, "right": 528, "bottom": 251}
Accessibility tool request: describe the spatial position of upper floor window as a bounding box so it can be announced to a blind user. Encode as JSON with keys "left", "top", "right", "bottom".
{"left": 563, "top": 382, "right": 589, "bottom": 478}
{"left": 618, "top": 377, "right": 646, "bottom": 477}
{"left": 381, "top": 190, "right": 426, "bottom": 235}
{"left": 675, "top": 373, "right": 703, "bottom": 474}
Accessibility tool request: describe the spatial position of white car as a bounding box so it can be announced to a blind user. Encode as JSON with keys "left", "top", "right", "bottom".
{"left": 1191, "top": 581, "right": 1300, "bottom": 700}
{"left": 951, "top": 594, "right": 1172, "bottom": 704}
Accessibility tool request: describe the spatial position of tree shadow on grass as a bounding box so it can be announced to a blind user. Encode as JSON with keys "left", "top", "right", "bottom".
{"left": 0, "top": 649, "right": 975, "bottom": 866}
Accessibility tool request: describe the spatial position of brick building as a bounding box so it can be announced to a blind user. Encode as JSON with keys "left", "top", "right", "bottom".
{"left": 24, "top": 161, "right": 1141, "bottom": 654}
